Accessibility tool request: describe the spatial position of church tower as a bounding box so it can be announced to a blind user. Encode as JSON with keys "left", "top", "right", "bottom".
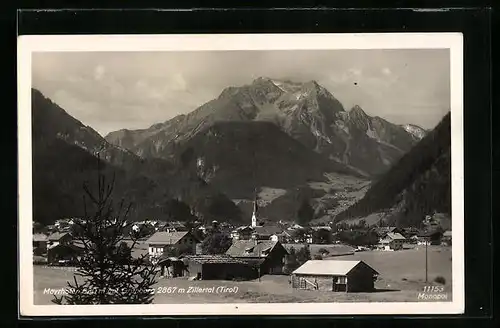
{"left": 251, "top": 190, "right": 258, "bottom": 228}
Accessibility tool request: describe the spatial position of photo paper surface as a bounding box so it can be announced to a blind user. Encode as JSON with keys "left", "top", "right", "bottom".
{"left": 18, "top": 33, "right": 464, "bottom": 316}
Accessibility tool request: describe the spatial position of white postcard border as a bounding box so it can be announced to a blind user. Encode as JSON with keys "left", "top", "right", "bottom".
{"left": 18, "top": 33, "right": 464, "bottom": 316}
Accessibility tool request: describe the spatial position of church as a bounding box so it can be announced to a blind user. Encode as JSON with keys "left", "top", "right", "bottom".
{"left": 230, "top": 197, "right": 285, "bottom": 242}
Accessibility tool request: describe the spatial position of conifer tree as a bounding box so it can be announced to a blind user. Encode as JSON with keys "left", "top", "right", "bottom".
{"left": 52, "top": 155, "right": 158, "bottom": 305}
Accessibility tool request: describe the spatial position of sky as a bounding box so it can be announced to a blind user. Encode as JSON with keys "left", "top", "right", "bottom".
{"left": 32, "top": 49, "right": 450, "bottom": 136}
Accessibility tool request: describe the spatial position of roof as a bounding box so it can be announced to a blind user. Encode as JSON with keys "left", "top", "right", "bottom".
{"left": 292, "top": 260, "right": 378, "bottom": 276}
{"left": 374, "top": 227, "right": 398, "bottom": 235}
{"left": 253, "top": 225, "right": 283, "bottom": 236}
{"left": 33, "top": 233, "right": 48, "bottom": 242}
{"left": 47, "top": 232, "right": 71, "bottom": 241}
{"left": 233, "top": 225, "right": 253, "bottom": 232}
{"left": 226, "top": 240, "right": 282, "bottom": 257}
{"left": 183, "top": 255, "right": 249, "bottom": 265}
{"left": 385, "top": 232, "right": 406, "bottom": 240}
{"left": 146, "top": 231, "right": 189, "bottom": 245}
{"left": 443, "top": 230, "right": 452, "bottom": 237}
{"left": 165, "top": 221, "right": 186, "bottom": 228}
{"left": 311, "top": 226, "right": 332, "bottom": 231}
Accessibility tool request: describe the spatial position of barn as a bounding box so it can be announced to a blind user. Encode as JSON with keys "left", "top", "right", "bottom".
{"left": 291, "top": 260, "right": 379, "bottom": 292}
{"left": 183, "top": 255, "right": 256, "bottom": 280}
{"left": 226, "top": 240, "right": 289, "bottom": 276}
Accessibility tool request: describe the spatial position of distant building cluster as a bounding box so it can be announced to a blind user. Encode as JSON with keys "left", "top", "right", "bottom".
{"left": 32, "top": 206, "right": 451, "bottom": 293}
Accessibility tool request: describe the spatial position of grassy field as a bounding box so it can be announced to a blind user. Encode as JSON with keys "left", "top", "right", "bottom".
{"left": 34, "top": 245, "right": 452, "bottom": 305}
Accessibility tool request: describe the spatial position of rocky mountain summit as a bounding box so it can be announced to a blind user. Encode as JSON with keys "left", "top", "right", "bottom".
{"left": 106, "top": 77, "right": 425, "bottom": 177}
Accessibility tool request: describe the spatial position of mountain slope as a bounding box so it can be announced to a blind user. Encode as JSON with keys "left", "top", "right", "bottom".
{"left": 105, "top": 77, "right": 425, "bottom": 176}
{"left": 170, "top": 121, "right": 360, "bottom": 199}
{"left": 31, "top": 89, "right": 243, "bottom": 225}
{"left": 335, "top": 112, "right": 451, "bottom": 227}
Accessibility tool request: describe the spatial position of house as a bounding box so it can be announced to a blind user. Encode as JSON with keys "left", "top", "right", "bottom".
{"left": 163, "top": 221, "right": 188, "bottom": 232}
{"left": 146, "top": 231, "right": 199, "bottom": 258}
{"left": 441, "top": 230, "right": 452, "bottom": 246}
{"left": 119, "top": 238, "right": 150, "bottom": 259}
{"left": 417, "top": 229, "right": 443, "bottom": 245}
{"left": 33, "top": 233, "right": 48, "bottom": 254}
{"left": 230, "top": 226, "right": 254, "bottom": 241}
{"left": 291, "top": 260, "right": 379, "bottom": 292}
{"left": 226, "top": 240, "right": 289, "bottom": 276}
{"left": 182, "top": 255, "right": 256, "bottom": 280}
{"left": 47, "top": 232, "right": 72, "bottom": 248}
{"left": 378, "top": 232, "right": 406, "bottom": 251}
{"left": 47, "top": 243, "right": 84, "bottom": 265}
{"left": 424, "top": 213, "right": 451, "bottom": 231}
{"left": 274, "top": 230, "right": 293, "bottom": 243}
{"left": 373, "top": 227, "right": 402, "bottom": 239}
{"left": 252, "top": 225, "right": 283, "bottom": 241}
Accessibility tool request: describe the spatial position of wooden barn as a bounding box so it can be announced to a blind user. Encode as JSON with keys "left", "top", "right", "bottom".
{"left": 183, "top": 255, "right": 256, "bottom": 280}
{"left": 291, "top": 260, "right": 379, "bottom": 292}
{"left": 47, "top": 243, "right": 84, "bottom": 265}
{"left": 226, "top": 240, "right": 289, "bottom": 276}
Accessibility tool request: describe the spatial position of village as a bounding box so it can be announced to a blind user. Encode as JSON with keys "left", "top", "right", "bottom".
{"left": 32, "top": 199, "right": 452, "bottom": 304}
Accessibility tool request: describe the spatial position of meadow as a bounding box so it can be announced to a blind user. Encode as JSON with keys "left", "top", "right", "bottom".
{"left": 34, "top": 245, "right": 452, "bottom": 304}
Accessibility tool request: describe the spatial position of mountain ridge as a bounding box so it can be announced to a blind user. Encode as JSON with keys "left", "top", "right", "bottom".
{"left": 335, "top": 111, "right": 451, "bottom": 227}
{"left": 31, "top": 88, "right": 244, "bottom": 225}
{"left": 105, "top": 77, "right": 426, "bottom": 177}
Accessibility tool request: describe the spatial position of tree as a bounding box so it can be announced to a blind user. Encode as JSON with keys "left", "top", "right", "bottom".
{"left": 284, "top": 247, "right": 300, "bottom": 273}
{"left": 164, "top": 198, "right": 195, "bottom": 222}
{"left": 201, "top": 232, "right": 233, "bottom": 255}
{"left": 164, "top": 243, "right": 194, "bottom": 257}
{"left": 313, "top": 228, "right": 332, "bottom": 244}
{"left": 297, "top": 199, "right": 314, "bottom": 225}
{"left": 296, "top": 245, "right": 311, "bottom": 264}
{"left": 52, "top": 156, "right": 158, "bottom": 305}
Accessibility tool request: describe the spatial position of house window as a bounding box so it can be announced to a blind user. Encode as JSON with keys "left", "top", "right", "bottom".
{"left": 335, "top": 276, "right": 347, "bottom": 284}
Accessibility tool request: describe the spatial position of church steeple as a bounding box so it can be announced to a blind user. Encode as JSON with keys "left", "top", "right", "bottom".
{"left": 251, "top": 189, "right": 258, "bottom": 228}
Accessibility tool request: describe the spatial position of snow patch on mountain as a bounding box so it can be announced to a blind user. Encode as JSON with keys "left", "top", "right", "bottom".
{"left": 310, "top": 126, "right": 333, "bottom": 144}
{"left": 270, "top": 79, "right": 287, "bottom": 92}
{"left": 365, "top": 125, "right": 380, "bottom": 141}
{"left": 401, "top": 124, "right": 426, "bottom": 140}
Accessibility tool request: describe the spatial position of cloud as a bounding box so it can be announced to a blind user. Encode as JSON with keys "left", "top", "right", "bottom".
{"left": 32, "top": 49, "right": 450, "bottom": 133}
{"left": 382, "top": 67, "right": 392, "bottom": 76}
{"left": 348, "top": 68, "right": 362, "bottom": 76}
{"left": 170, "top": 73, "right": 187, "bottom": 91}
{"left": 93, "top": 65, "right": 105, "bottom": 81}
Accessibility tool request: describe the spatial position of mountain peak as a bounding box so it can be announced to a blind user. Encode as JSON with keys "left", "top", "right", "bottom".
{"left": 349, "top": 105, "right": 368, "bottom": 117}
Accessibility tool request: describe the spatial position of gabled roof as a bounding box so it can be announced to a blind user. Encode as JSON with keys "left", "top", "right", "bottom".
{"left": 292, "top": 260, "right": 378, "bottom": 276}
{"left": 33, "top": 233, "right": 48, "bottom": 242}
{"left": 374, "top": 227, "right": 398, "bottom": 235}
{"left": 183, "top": 255, "right": 249, "bottom": 265}
{"left": 311, "top": 226, "right": 332, "bottom": 231}
{"left": 226, "top": 240, "right": 284, "bottom": 257}
{"left": 385, "top": 232, "right": 406, "bottom": 240}
{"left": 47, "top": 232, "right": 71, "bottom": 241}
{"left": 146, "top": 231, "right": 190, "bottom": 245}
{"left": 165, "top": 221, "right": 186, "bottom": 228}
{"left": 253, "top": 225, "right": 283, "bottom": 236}
{"left": 232, "top": 225, "right": 254, "bottom": 232}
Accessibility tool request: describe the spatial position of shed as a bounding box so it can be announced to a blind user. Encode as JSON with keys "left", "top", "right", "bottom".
{"left": 157, "top": 256, "right": 185, "bottom": 278}
{"left": 291, "top": 260, "right": 379, "bottom": 292}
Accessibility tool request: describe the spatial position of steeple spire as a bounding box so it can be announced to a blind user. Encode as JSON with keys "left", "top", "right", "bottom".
{"left": 251, "top": 188, "right": 258, "bottom": 228}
